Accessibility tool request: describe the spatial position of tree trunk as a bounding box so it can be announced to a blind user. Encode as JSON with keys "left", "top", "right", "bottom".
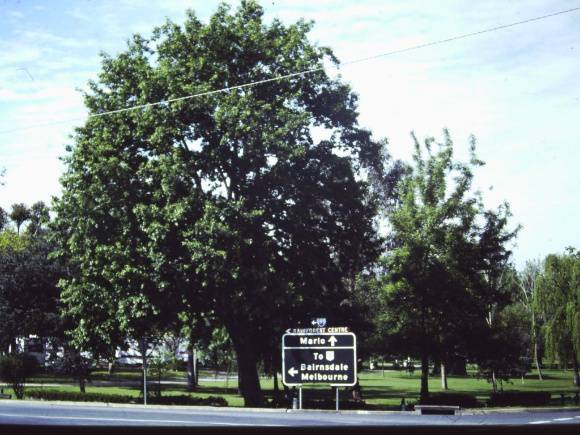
{"left": 230, "top": 332, "right": 264, "bottom": 407}
{"left": 79, "top": 376, "right": 86, "bottom": 393}
{"left": 273, "top": 371, "right": 279, "bottom": 393}
{"left": 441, "top": 362, "right": 448, "bottom": 390}
{"left": 186, "top": 347, "right": 196, "bottom": 391}
{"left": 491, "top": 370, "right": 498, "bottom": 393}
{"left": 531, "top": 311, "right": 543, "bottom": 381}
{"left": 573, "top": 355, "right": 580, "bottom": 387}
{"left": 8, "top": 337, "right": 17, "bottom": 354}
{"left": 534, "top": 342, "right": 543, "bottom": 381}
{"left": 420, "top": 352, "right": 429, "bottom": 402}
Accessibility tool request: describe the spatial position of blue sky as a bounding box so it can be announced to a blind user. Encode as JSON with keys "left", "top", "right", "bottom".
{"left": 1, "top": 0, "right": 579, "bottom": 268}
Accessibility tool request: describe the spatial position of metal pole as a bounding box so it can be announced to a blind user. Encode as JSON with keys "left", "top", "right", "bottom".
{"left": 335, "top": 387, "right": 339, "bottom": 412}
{"left": 299, "top": 386, "right": 303, "bottom": 409}
{"left": 143, "top": 363, "right": 147, "bottom": 405}
{"left": 141, "top": 337, "right": 148, "bottom": 406}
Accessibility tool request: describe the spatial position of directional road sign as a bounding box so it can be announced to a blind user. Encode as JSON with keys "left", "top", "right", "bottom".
{"left": 282, "top": 331, "right": 356, "bottom": 386}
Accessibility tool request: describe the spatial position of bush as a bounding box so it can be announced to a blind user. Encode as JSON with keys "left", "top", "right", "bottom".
{"left": 488, "top": 391, "right": 551, "bottom": 407}
{"left": 24, "top": 390, "right": 228, "bottom": 407}
{"left": 420, "top": 393, "right": 479, "bottom": 408}
{"left": 148, "top": 395, "right": 228, "bottom": 407}
{"left": 0, "top": 353, "right": 39, "bottom": 399}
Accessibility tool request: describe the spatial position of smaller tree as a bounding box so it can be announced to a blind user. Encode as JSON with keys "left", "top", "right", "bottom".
{"left": 0, "top": 353, "right": 39, "bottom": 399}
{"left": 9, "top": 204, "right": 31, "bottom": 235}
{"left": 26, "top": 202, "right": 50, "bottom": 237}
{"left": 149, "top": 348, "right": 174, "bottom": 399}
{"left": 52, "top": 348, "right": 93, "bottom": 393}
{"left": 476, "top": 301, "right": 532, "bottom": 392}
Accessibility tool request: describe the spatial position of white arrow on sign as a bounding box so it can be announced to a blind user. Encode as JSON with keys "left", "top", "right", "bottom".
{"left": 329, "top": 336, "right": 337, "bottom": 347}
{"left": 288, "top": 367, "right": 298, "bottom": 377}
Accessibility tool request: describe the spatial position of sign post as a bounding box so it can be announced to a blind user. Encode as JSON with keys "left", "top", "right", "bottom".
{"left": 282, "top": 328, "right": 356, "bottom": 411}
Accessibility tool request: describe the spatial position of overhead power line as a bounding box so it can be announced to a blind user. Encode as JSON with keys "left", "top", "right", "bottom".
{"left": 1, "top": 6, "right": 579, "bottom": 136}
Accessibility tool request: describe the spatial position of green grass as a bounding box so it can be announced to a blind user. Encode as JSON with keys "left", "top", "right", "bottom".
{"left": 355, "top": 369, "right": 580, "bottom": 407}
{"left": 2, "top": 367, "right": 578, "bottom": 409}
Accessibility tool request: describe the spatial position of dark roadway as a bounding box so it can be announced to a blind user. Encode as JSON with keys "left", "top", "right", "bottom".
{"left": 0, "top": 400, "right": 580, "bottom": 428}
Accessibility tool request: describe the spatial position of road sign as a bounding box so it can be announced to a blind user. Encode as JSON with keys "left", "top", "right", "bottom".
{"left": 282, "top": 331, "right": 356, "bottom": 386}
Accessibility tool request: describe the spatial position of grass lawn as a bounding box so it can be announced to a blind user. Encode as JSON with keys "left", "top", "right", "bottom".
{"left": 3, "top": 368, "right": 578, "bottom": 409}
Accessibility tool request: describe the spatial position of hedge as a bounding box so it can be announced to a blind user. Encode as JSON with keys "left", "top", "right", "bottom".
{"left": 25, "top": 390, "right": 228, "bottom": 407}
{"left": 488, "top": 391, "right": 551, "bottom": 407}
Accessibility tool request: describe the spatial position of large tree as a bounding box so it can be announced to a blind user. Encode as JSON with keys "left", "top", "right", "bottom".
{"left": 54, "top": 1, "right": 386, "bottom": 406}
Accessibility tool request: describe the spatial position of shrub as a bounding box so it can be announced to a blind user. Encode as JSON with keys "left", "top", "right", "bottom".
{"left": 0, "top": 353, "right": 39, "bottom": 399}
{"left": 420, "top": 393, "right": 479, "bottom": 408}
{"left": 488, "top": 391, "right": 551, "bottom": 407}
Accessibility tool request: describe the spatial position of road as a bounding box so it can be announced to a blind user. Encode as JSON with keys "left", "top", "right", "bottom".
{"left": 1, "top": 401, "right": 580, "bottom": 428}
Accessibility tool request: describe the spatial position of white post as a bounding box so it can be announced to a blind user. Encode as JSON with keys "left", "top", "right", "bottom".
{"left": 335, "top": 386, "right": 339, "bottom": 412}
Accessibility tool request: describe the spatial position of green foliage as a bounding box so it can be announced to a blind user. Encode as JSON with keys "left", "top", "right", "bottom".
{"left": 0, "top": 353, "right": 39, "bottom": 399}
{"left": 0, "top": 229, "right": 27, "bottom": 253}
